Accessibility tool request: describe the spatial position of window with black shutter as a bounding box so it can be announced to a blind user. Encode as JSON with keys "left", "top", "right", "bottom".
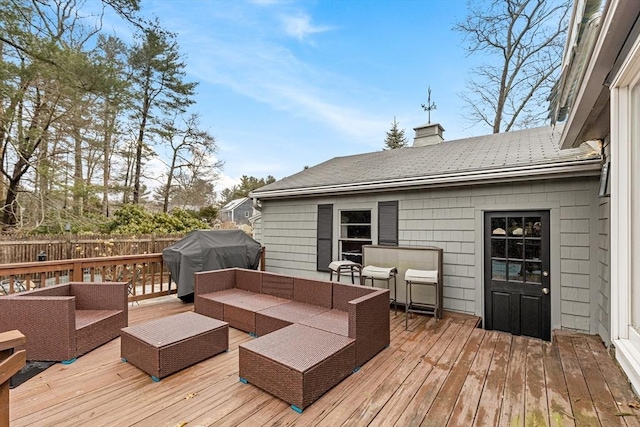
{"left": 378, "top": 201, "right": 398, "bottom": 246}
{"left": 317, "top": 204, "right": 333, "bottom": 272}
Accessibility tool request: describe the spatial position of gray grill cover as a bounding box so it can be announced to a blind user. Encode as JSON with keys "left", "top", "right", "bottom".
{"left": 162, "top": 230, "right": 262, "bottom": 297}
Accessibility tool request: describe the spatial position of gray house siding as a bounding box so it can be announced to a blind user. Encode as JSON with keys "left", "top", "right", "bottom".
{"left": 596, "top": 136, "right": 611, "bottom": 345}
{"left": 220, "top": 198, "right": 254, "bottom": 225}
{"left": 256, "top": 175, "right": 602, "bottom": 335}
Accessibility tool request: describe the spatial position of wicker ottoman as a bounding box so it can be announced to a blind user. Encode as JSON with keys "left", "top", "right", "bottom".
{"left": 121, "top": 311, "right": 228, "bottom": 381}
{"left": 239, "top": 323, "right": 355, "bottom": 413}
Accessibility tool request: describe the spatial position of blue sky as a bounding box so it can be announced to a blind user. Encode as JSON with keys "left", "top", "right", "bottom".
{"left": 115, "top": 0, "right": 490, "bottom": 193}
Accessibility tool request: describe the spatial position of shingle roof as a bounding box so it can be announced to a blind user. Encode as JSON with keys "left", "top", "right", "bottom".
{"left": 221, "top": 197, "right": 249, "bottom": 211}
{"left": 252, "top": 124, "right": 600, "bottom": 198}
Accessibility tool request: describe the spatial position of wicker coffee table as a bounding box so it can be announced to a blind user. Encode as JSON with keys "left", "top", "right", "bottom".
{"left": 121, "top": 311, "right": 228, "bottom": 381}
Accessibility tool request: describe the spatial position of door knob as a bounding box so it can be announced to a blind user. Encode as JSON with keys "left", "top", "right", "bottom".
{"left": 543, "top": 271, "right": 549, "bottom": 277}
{"left": 542, "top": 287, "right": 549, "bottom": 295}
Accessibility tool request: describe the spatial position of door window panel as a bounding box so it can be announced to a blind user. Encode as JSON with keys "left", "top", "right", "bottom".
{"left": 525, "top": 217, "right": 543, "bottom": 237}
{"left": 492, "top": 218, "right": 506, "bottom": 235}
{"left": 508, "top": 239, "right": 524, "bottom": 259}
{"left": 508, "top": 261, "right": 524, "bottom": 281}
{"left": 525, "top": 240, "right": 541, "bottom": 261}
{"left": 508, "top": 217, "right": 523, "bottom": 236}
{"left": 492, "top": 260, "right": 507, "bottom": 280}
{"left": 491, "top": 239, "right": 506, "bottom": 258}
{"left": 526, "top": 262, "right": 542, "bottom": 283}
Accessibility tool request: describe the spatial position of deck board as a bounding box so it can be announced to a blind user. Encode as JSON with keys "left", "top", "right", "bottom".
{"left": 9, "top": 296, "right": 640, "bottom": 426}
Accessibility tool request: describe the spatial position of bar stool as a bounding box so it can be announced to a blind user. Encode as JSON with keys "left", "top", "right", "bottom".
{"left": 405, "top": 269, "right": 440, "bottom": 330}
{"left": 360, "top": 265, "right": 398, "bottom": 314}
{"left": 328, "top": 260, "right": 362, "bottom": 284}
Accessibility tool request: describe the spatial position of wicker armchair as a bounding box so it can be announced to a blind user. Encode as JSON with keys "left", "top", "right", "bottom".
{"left": 0, "top": 282, "right": 128, "bottom": 362}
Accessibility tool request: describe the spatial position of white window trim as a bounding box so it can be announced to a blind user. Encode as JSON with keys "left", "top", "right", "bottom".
{"left": 610, "top": 31, "right": 640, "bottom": 394}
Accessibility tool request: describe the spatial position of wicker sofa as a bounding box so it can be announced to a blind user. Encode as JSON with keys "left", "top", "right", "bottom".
{"left": 0, "top": 282, "right": 128, "bottom": 362}
{"left": 194, "top": 268, "right": 390, "bottom": 411}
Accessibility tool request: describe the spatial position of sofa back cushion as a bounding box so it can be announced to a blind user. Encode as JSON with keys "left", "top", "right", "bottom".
{"left": 236, "top": 269, "right": 262, "bottom": 293}
{"left": 195, "top": 269, "right": 236, "bottom": 293}
{"left": 261, "top": 272, "right": 294, "bottom": 300}
{"left": 293, "top": 278, "right": 332, "bottom": 309}
{"left": 332, "top": 283, "right": 376, "bottom": 312}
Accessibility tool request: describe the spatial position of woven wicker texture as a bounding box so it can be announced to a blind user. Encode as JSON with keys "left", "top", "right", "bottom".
{"left": 299, "top": 309, "right": 349, "bottom": 336}
{"left": 332, "top": 283, "right": 375, "bottom": 312}
{"left": 261, "top": 272, "right": 294, "bottom": 300}
{"left": 70, "top": 282, "right": 128, "bottom": 326}
{"left": 193, "top": 267, "right": 390, "bottom": 402}
{"left": 223, "top": 294, "right": 288, "bottom": 333}
{"left": 194, "top": 268, "right": 236, "bottom": 294}
{"left": 0, "top": 282, "right": 127, "bottom": 361}
{"left": 347, "top": 288, "right": 390, "bottom": 366}
{"left": 195, "top": 288, "right": 253, "bottom": 320}
{"left": 292, "top": 277, "right": 332, "bottom": 308}
{"left": 120, "top": 312, "right": 228, "bottom": 379}
{"left": 236, "top": 269, "right": 261, "bottom": 293}
{"left": 76, "top": 311, "right": 124, "bottom": 356}
{"left": 9, "top": 284, "right": 70, "bottom": 297}
{"left": 239, "top": 324, "right": 355, "bottom": 409}
{"left": 255, "top": 301, "right": 330, "bottom": 336}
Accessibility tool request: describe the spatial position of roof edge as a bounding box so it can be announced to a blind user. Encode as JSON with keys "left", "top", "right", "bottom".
{"left": 251, "top": 158, "right": 602, "bottom": 200}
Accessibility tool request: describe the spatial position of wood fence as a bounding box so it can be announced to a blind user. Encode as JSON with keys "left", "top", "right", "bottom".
{"left": 0, "top": 234, "right": 185, "bottom": 265}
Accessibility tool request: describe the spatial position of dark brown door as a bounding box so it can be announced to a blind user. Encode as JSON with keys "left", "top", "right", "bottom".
{"left": 484, "top": 211, "right": 550, "bottom": 341}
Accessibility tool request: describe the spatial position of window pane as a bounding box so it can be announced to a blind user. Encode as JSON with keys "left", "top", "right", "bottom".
{"left": 492, "top": 218, "right": 506, "bottom": 235}
{"left": 341, "top": 210, "right": 371, "bottom": 224}
{"left": 508, "top": 261, "right": 524, "bottom": 282}
{"left": 508, "top": 217, "right": 523, "bottom": 236}
{"left": 508, "top": 239, "right": 523, "bottom": 259}
{"left": 345, "top": 225, "right": 370, "bottom": 239}
{"left": 525, "top": 262, "right": 542, "bottom": 283}
{"left": 525, "top": 217, "right": 542, "bottom": 237}
{"left": 492, "top": 260, "right": 506, "bottom": 280}
{"left": 340, "top": 210, "right": 372, "bottom": 239}
{"left": 525, "top": 240, "right": 541, "bottom": 261}
{"left": 491, "top": 239, "right": 506, "bottom": 258}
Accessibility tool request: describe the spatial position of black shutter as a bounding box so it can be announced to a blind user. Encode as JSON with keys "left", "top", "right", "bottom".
{"left": 378, "top": 201, "right": 398, "bottom": 246}
{"left": 317, "top": 204, "right": 333, "bottom": 272}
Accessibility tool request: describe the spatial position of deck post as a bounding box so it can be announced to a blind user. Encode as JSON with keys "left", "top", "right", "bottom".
{"left": 0, "top": 330, "right": 26, "bottom": 427}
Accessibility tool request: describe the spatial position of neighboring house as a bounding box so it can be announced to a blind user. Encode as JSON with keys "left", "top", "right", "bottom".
{"left": 251, "top": 122, "right": 603, "bottom": 342}
{"left": 548, "top": 0, "right": 640, "bottom": 393}
{"left": 218, "top": 197, "right": 253, "bottom": 226}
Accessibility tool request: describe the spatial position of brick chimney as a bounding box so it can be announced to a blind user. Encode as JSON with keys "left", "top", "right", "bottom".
{"left": 413, "top": 123, "right": 444, "bottom": 147}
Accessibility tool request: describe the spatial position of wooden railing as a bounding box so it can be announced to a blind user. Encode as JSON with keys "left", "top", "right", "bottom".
{"left": 0, "top": 254, "right": 175, "bottom": 302}
{"left": 0, "top": 331, "right": 26, "bottom": 427}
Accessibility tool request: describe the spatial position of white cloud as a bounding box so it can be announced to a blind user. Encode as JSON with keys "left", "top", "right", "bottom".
{"left": 249, "top": 0, "right": 282, "bottom": 5}
{"left": 215, "top": 174, "right": 241, "bottom": 193}
{"left": 187, "top": 36, "right": 383, "bottom": 143}
{"left": 279, "top": 13, "right": 332, "bottom": 41}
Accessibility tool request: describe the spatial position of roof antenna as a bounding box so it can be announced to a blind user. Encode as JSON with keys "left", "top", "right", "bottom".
{"left": 421, "top": 86, "right": 437, "bottom": 124}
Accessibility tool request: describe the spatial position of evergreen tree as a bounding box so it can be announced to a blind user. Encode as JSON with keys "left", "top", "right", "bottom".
{"left": 383, "top": 117, "right": 408, "bottom": 150}
{"left": 219, "top": 175, "right": 276, "bottom": 205}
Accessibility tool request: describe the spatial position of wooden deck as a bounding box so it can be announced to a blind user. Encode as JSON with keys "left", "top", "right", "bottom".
{"left": 9, "top": 296, "right": 640, "bottom": 426}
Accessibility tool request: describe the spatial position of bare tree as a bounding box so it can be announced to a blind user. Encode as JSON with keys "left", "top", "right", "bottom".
{"left": 455, "top": 0, "right": 570, "bottom": 133}
{"left": 156, "top": 113, "right": 222, "bottom": 213}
